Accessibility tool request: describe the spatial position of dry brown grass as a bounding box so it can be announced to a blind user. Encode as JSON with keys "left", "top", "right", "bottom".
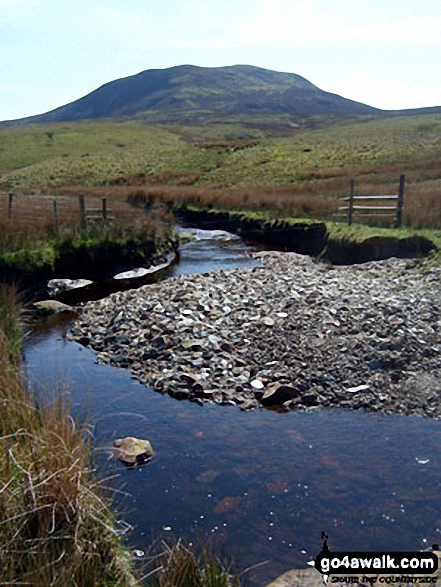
{"left": 196, "top": 139, "right": 259, "bottom": 152}
{"left": 0, "top": 191, "right": 175, "bottom": 259}
{"left": 1, "top": 168, "right": 439, "bottom": 241}
{"left": 64, "top": 176, "right": 441, "bottom": 228}
{"left": 0, "top": 284, "right": 136, "bottom": 586}
{"left": 143, "top": 539, "right": 241, "bottom": 587}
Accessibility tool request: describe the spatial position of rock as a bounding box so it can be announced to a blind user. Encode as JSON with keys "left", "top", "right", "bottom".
{"left": 168, "top": 386, "right": 191, "bottom": 400}
{"left": 32, "top": 299, "right": 75, "bottom": 316}
{"left": 179, "top": 373, "right": 198, "bottom": 387}
{"left": 263, "top": 316, "right": 275, "bottom": 326}
{"left": 265, "top": 568, "right": 321, "bottom": 587}
{"left": 220, "top": 341, "right": 234, "bottom": 353}
{"left": 113, "top": 437, "right": 153, "bottom": 466}
{"left": 181, "top": 339, "right": 205, "bottom": 351}
{"left": 194, "top": 388, "right": 217, "bottom": 400}
{"left": 260, "top": 384, "right": 301, "bottom": 406}
{"left": 114, "top": 252, "right": 176, "bottom": 280}
{"left": 301, "top": 391, "right": 320, "bottom": 406}
{"left": 113, "top": 267, "right": 151, "bottom": 280}
{"left": 346, "top": 384, "right": 371, "bottom": 393}
{"left": 48, "top": 278, "right": 93, "bottom": 296}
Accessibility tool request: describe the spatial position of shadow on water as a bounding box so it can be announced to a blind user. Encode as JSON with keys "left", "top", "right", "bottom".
{"left": 23, "top": 229, "right": 441, "bottom": 586}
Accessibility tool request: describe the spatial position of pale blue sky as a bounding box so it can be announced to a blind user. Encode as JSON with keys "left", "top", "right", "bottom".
{"left": 1, "top": 0, "right": 440, "bottom": 121}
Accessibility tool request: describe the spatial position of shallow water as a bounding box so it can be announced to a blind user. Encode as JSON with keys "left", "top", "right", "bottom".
{"left": 23, "top": 231, "right": 441, "bottom": 585}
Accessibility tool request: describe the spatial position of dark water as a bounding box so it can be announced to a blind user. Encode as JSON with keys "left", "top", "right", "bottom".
{"left": 23, "top": 230, "right": 441, "bottom": 585}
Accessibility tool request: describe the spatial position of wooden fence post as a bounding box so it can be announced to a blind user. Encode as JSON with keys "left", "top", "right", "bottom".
{"left": 79, "top": 194, "right": 87, "bottom": 229}
{"left": 102, "top": 197, "right": 107, "bottom": 225}
{"left": 396, "top": 174, "right": 405, "bottom": 228}
{"left": 8, "top": 193, "right": 13, "bottom": 222}
{"left": 347, "top": 180, "right": 355, "bottom": 226}
{"left": 53, "top": 199, "right": 58, "bottom": 228}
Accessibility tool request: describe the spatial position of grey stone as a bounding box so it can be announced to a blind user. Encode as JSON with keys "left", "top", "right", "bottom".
{"left": 167, "top": 386, "right": 191, "bottom": 400}
{"left": 32, "top": 299, "right": 75, "bottom": 316}
{"left": 113, "top": 437, "right": 153, "bottom": 466}
{"left": 48, "top": 278, "right": 93, "bottom": 296}
{"left": 260, "top": 384, "right": 301, "bottom": 406}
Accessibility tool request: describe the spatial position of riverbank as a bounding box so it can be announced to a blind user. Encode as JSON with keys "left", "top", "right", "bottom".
{"left": 175, "top": 208, "right": 439, "bottom": 265}
{"left": 71, "top": 250, "right": 440, "bottom": 418}
{"left": 0, "top": 284, "right": 137, "bottom": 585}
{"left": 0, "top": 198, "right": 177, "bottom": 299}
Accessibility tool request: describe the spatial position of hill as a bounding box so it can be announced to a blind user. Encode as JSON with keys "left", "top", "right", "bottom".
{"left": 3, "top": 64, "right": 381, "bottom": 125}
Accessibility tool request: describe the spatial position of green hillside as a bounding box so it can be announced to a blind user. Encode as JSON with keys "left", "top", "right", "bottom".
{"left": 4, "top": 65, "right": 379, "bottom": 125}
{"left": 1, "top": 114, "right": 441, "bottom": 193}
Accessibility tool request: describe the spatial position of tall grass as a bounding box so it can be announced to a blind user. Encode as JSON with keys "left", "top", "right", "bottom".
{"left": 0, "top": 283, "right": 136, "bottom": 585}
{"left": 144, "top": 540, "right": 242, "bottom": 587}
{"left": 91, "top": 181, "right": 440, "bottom": 229}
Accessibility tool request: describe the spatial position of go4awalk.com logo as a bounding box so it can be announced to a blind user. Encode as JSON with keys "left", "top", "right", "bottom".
{"left": 309, "top": 533, "right": 439, "bottom": 585}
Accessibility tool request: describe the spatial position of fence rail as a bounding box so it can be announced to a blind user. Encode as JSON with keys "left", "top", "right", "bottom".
{"left": 338, "top": 175, "right": 405, "bottom": 227}
{"left": 3, "top": 193, "right": 113, "bottom": 228}
{"left": 78, "top": 194, "right": 113, "bottom": 227}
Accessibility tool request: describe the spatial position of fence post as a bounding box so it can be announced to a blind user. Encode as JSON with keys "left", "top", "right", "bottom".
{"left": 396, "top": 174, "right": 405, "bottom": 228}
{"left": 102, "top": 197, "right": 107, "bottom": 225}
{"left": 79, "top": 194, "right": 87, "bottom": 229}
{"left": 347, "top": 180, "right": 355, "bottom": 226}
{"left": 53, "top": 199, "right": 58, "bottom": 228}
{"left": 8, "top": 193, "right": 13, "bottom": 222}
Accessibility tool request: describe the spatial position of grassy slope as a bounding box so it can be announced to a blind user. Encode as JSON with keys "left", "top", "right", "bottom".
{"left": 1, "top": 114, "right": 441, "bottom": 193}
{"left": 0, "top": 114, "right": 440, "bottom": 257}
{"left": 0, "top": 122, "right": 186, "bottom": 187}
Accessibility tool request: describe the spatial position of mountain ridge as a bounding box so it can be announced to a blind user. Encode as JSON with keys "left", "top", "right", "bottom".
{"left": 2, "top": 64, "right": 382, "bottom": 125}
{"left": 3, "top": 64, "right": 441, "bottom": 127}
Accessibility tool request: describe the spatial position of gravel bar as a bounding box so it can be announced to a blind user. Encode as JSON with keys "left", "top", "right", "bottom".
{"left": 71, "top": 252, "right": 441, "bottom": 417}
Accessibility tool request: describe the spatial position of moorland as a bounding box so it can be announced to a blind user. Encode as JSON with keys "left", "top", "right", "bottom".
{"left": 0, "top": 64, "right": 440, "bottom": 586}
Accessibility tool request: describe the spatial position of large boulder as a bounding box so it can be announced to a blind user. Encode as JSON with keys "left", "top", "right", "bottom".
{"left": 47, "top": 278, "right": 93, "bottom": 296}
{"left": 113, "top": 437, "right": 153, "bottom": 466}
{"left": 260, "top": 384, "right": 301, "bottom": 406}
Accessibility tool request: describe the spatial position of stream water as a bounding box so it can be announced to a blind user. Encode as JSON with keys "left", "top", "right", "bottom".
{"left": 23, "top": 229, "right": 441, "bottom": 585}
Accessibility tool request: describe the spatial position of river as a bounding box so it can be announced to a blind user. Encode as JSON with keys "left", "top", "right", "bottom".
{"left": 23, "top": 229, "right": 441, "bottom": 585}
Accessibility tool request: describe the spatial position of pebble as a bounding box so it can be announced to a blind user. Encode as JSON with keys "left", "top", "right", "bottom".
{"left": 70, "top": 252, "right": 441, "bottom": 417}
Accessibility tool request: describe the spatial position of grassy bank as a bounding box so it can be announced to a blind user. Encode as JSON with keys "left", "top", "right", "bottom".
{"left": 0, "top": 283, "right": 137, "bottom": 585}
{"left": 0, "top": 194, "right": 175, "bottom": 281}
{"left": 125, "top": 186, "right": 440, "bottom": 260}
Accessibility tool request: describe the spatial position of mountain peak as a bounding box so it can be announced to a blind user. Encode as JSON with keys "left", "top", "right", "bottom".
{"left": 5, "top": 64, "right": 380, "bottom": 125}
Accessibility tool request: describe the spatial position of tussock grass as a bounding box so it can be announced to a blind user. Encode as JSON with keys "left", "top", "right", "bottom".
{"left": 0, "top": 284, "right": 136, "bottom": 585}
{"left": 144, "top": 539, "right": 241, "bottom": 587}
